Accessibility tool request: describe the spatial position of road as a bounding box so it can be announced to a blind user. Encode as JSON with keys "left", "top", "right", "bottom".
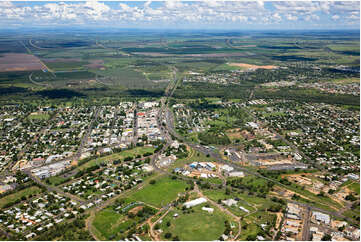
{"left": 24, "top": 170, "right": 85, "bottom": 204}
{"left": 28, "top": 72, "right": 51, "bottom": 88}
{"left": 302, "top": 206, "right": 311, "bottom": 241}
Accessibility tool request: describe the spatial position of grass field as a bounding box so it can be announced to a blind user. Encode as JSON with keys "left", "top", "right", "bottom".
{"left": 46, "top": 176, "right": 69, "bottom": 186}
{"left": 93, "top": 198, "right": 157, "bottom": 240}
{"left": 79, "top": 146, "right": 155, "bottom": 170}
{"left": 348, "top": 182, "right": 360, "bottom": 195}
{"left": 28, "top": 113, "right": 50, "bottom": 120}
{"left": 44, "top": 61, "right": 88, "bottom": 71}
{"left": 93, "top": 207, "right": 131, "bottom": 240}
{"left": 159, "top": 204, "right": 230, "bottom": 241}
{"left": 0, "top": 186, "right": 42, "bottom": 208}
{"left": 130, "top": 176, "right": 188, "bottom": 207}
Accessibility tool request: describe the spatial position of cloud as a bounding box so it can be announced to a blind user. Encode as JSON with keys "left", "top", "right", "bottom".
{"left": 304, "top": 14, "right": 320, "bottom": 21}
{"left": 0, "top": 1, "right": 358, "bottom": 28}
{"left": 273, "top": 13, "right": 282, "bottom": 21}
{"left": 285, "top": 14, "right": 298, "bottom": 21}
{"left": 331, "top": 15, "right": 340, "bottom": 20}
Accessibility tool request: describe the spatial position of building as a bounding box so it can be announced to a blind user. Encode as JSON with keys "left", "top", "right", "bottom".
{"left": 202, "top": 207, "right": 214, "bottom": 213}
{"left": 222, "top": 199, "right": 237, "bottom": 207}
{"left": 183, "top": 197, "right": 207, "bottom": 208}
{"left": 312, "top": 211, "right": 330, "bottom": 224}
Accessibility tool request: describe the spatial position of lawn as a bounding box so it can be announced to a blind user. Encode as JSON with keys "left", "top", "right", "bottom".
{"left": 93, "top": 207, "right": 131, "bottom": 240}
{"left": 45, "top": 176, "right": 69, "bottom": 186}
{"left": 93, "top": 200, "right": 157, "bottom": 240}
{"left": 0, "top": 186, "right": 42, "bottom": 208}
{"left": 160, "top": 205, "right": 229, "bottom": 241}
{"left": 238, "top": 221, "right": 260, "bottom": 241}
{"left": 202, "top": 188, "right": 256, "bottom": 213}
{"left": 130, "top": 176, "right": 188, "bottom": 207}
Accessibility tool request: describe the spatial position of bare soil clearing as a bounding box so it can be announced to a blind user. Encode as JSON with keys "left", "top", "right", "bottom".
{"left": 228, "top": 62, "right": 278, "bottom": 70}
{"left": 0, "top": 53, "right": 43, "bottom": 72}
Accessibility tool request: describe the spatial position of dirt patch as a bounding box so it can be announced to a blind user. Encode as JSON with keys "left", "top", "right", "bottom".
{"left": 226, "top": 128, "right": 243, "bottom": 140}
{"left": 86, "top": 59, "right": 104, "bottom": 69}
{"left": 0, "top": 53, "right": 43, "bottom": 72}
{"left": 129, "top": 206, "right": 144, "bottom": 215}
{"left": 228, "top": 62, "right": 278, "bottom": 70}
{"left": 42, "top": 58, "right": 82, "bottom": 62}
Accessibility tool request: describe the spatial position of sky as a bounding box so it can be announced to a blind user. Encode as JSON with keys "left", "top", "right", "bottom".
{"left": 0, "top": 1, "right": 359, "bottom": 30}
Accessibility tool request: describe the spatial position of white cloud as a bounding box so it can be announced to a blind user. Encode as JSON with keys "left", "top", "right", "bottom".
{"left": 285, "top": 14, "right": 298, "bottom": 21}
{"left": 273, "top": 13, "right": 282, "bottom": 21}
{"left": 0, "top": 1, "right": 358, "bottom": 28}
{"left": 304, "top": 14, "right": 320, "bottom": 22}
{"left": 331, "top": 15, "right": 340, "bottom": 20}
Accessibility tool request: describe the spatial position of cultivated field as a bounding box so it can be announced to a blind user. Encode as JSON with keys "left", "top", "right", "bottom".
{"left": 0, "top": 53, "right": 43, "bottom": 72}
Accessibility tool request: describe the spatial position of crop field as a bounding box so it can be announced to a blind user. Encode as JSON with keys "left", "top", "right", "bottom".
{"left": 43, "top": 59, "right": 89, "bottom": 71}
{"left": 0, "top": 53, "right": 43, "bottom": 72}
{"left": 0, "top": 30, "right": 358, "bottom": 99}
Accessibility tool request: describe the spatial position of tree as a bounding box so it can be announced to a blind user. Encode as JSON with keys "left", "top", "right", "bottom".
{"left": 321, "top": 234, "right": 332, "bottom": 241}
{"left": 150, "top": 180, "right": 156, "bottom": 185}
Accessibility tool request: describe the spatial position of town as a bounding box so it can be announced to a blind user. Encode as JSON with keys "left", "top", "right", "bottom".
{"left": 0, "top": 93, "right": 359, "bottom": 241}
{"left": 0, "top": 4, "right": 359, "bottom": 240}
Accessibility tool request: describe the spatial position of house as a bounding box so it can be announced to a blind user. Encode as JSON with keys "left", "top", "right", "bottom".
{"left": 239, "top": 206, "right": 249, "bottom": 213}
{"left": 257, "top": 235, "right": 265, "bottom": 241}
{"left": 313, "top": 211, "right": 330, "bottom": 224}
{"left": 25, "top": 233, "right": 36, "bottom": 239}
{"left": 222, "top": 199, "right": 237, "bottom": 207}
{"left": 202, "top": 207, "right": 214, "bottom": 213}
{"left": 229, "top": 171, "right": 245, "bottom": 177}
{"left": 221, "top": 165, "right": 234, "bottom": 172}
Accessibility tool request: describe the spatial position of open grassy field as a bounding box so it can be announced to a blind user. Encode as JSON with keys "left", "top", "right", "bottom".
{"left": 0, "top": 186, "right": 42, "bottom": 208}
{"left": 93, "top": 208, "right": 133, "bottom": 240}
{"left": 44, "top": 60, "right": 88, "bottom": 71}
{"left": 159, "top": 204, "right": 231, "bottom": 241}
{"left": 202, "top": 189, "right": 256, "bottom": 217}
{"left": 45, "top": 176, "right": 69, "bottom": 186}
{"left": 79, "top": 146, "right": 155, "bottom": 170}
{"left": 28, "top": 113, "right": 50, "bottom": 120}
{"left": 130, "top": 176, "right": 188, "bottom": 207}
